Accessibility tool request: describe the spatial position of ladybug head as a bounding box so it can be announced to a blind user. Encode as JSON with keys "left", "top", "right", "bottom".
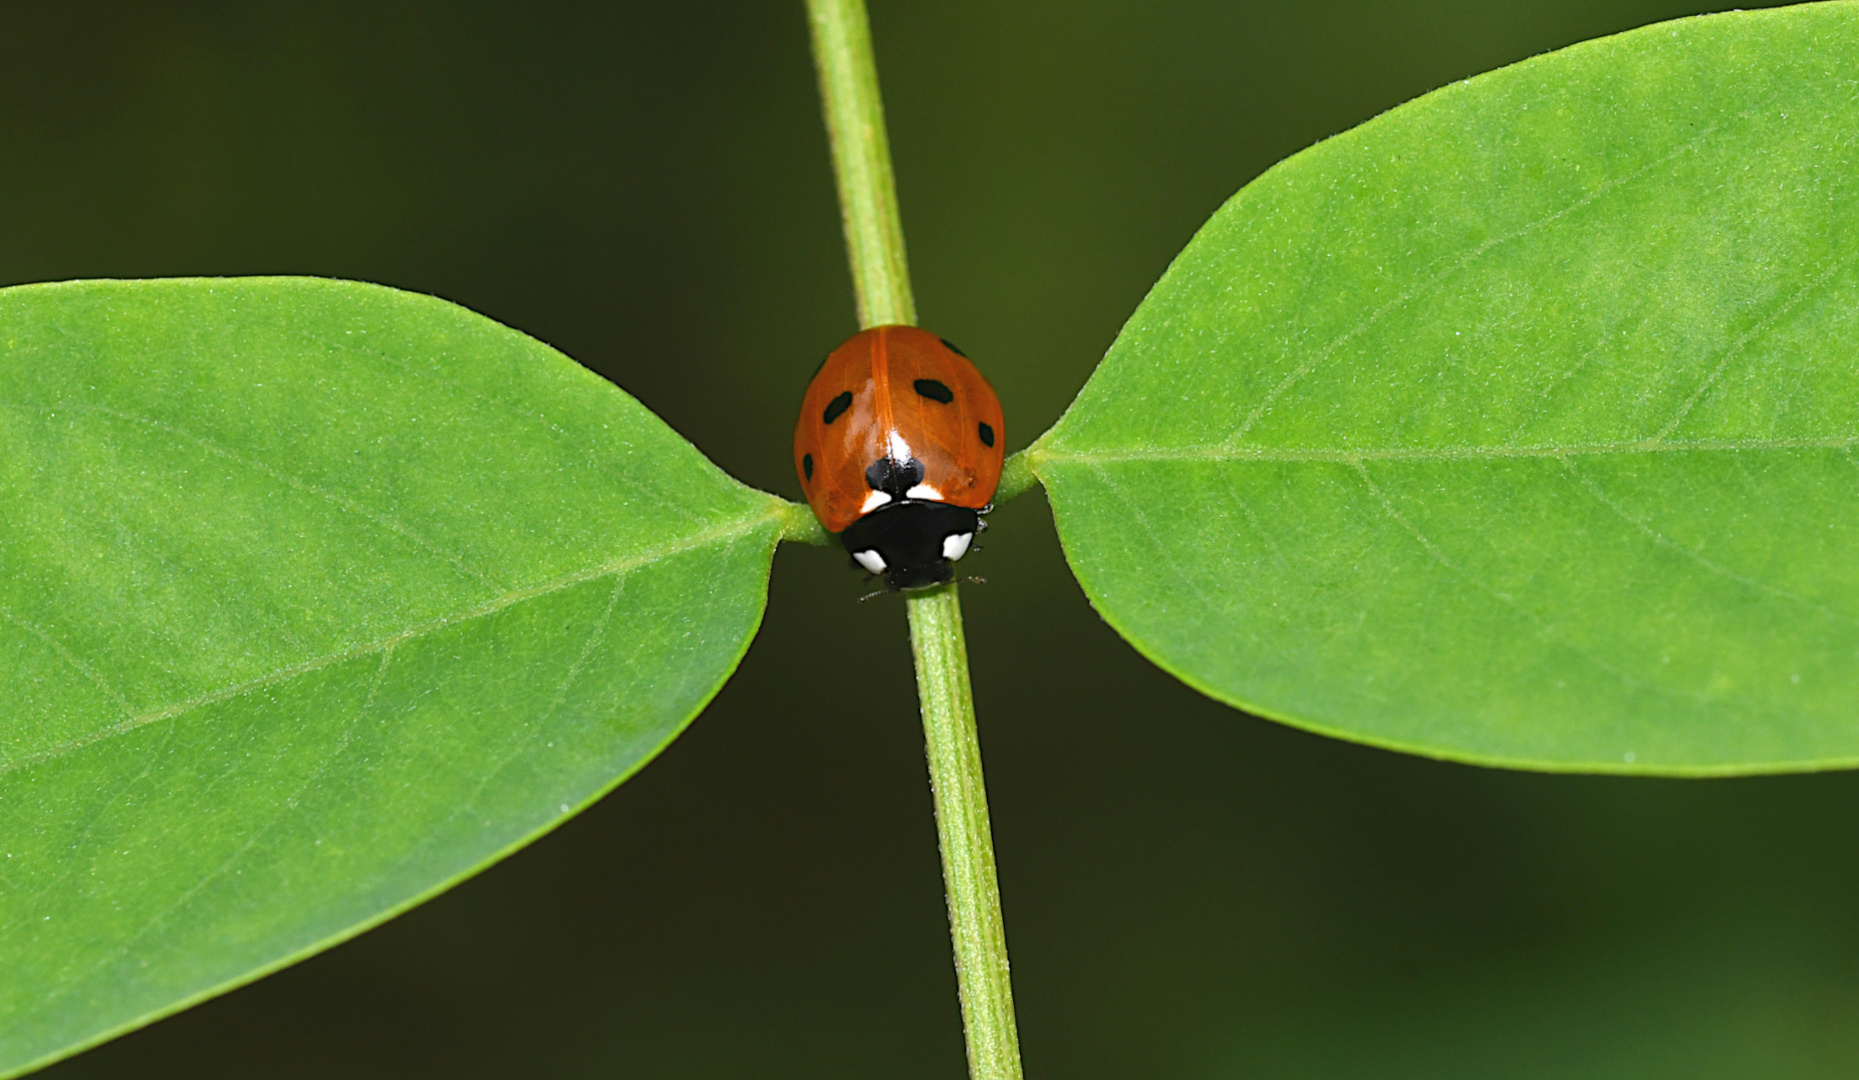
{"left": 840, "top": 500, "right": 978, "bottom": 591}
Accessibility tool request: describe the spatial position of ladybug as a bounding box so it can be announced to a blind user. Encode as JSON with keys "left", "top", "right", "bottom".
{"left": 794, "top": 325, "right": 1004, "bottom": 591}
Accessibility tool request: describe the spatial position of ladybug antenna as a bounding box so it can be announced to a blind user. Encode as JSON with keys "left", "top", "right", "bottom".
{"left": 963, "top": 576, "right": 988, "bottom": 586}
{"left": 857, "top": 586, "right": 893, "bottom": 603}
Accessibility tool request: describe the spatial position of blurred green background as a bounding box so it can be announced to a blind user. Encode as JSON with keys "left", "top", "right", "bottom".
{"left": 12, "top": 1, "right": 1856, "bottom": 1076}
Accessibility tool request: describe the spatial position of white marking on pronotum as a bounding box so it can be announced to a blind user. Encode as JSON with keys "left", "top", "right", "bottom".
{"left": 905, "top": 482, "right": 944, "bottom": 501}
{"left": 942, "top": 532, "right": 973, "bottom": 560}
{"left": 853, "top": 550, "right": 888, "bottom": 574}
{"left": 887, "top": 430, "right": 913, "bottom": 462}
{"left": 860, "top": 490, "right": 893, "bottom": 513}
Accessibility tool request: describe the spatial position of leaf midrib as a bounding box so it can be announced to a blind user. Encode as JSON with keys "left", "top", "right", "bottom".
{"left": 1034, "top": 435, "right": 1859, "bottom": 465}
{"left": 0, "top": 507, "right": 784, "bottom": 781}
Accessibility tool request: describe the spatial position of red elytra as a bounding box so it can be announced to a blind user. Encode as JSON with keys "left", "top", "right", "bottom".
{"left": 793, "top": 325, "right": 1004, "bottom": 590}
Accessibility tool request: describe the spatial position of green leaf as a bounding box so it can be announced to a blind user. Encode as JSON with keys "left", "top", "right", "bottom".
{"left": 0, "top": 278, "right": 790, "bottom": 1075}
{"left": 1030, "top": 3, "right": 1859, "bottom": 775}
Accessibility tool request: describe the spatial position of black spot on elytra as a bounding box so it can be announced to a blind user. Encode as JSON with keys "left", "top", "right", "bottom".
{"left": 940, "top": 338, "right": 968, "bottom": 358}
{"left": 865, "top": 455, "right": 924, "bottom": 497}
{"left": 914, "top": 379, "right": 953, "bottom": 404}
{"left": 978, "top": 422, "right": 995, "bottom": 447}
{"left": 802, "top": 453, "right": 814, "bottom": 481}
{"left": 823, "top": 391, "right": 853, "bottom": 425}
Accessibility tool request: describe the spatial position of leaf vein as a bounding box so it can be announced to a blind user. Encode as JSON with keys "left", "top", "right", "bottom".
{"left": 414, "top": 575, "right": 631, "bottom": 854}
{"left": 1350, "top": 461, "right": 1705, "bottom": 702}
{"left": 30, "top": 648, "right": 401, "bottom": 1015}
{"left": 1560, "top": 458, "right": 1853, "bottom": 624}
{"left": 1040, "top": 435, "right": 1859, "bottom": 466}
{"left": 0, "top": 606, "right": 136, "bottom": 723}
{"left": 0, "top": 511, "right": 780, "bottom": 781}
{"left": 1219, "top": 122, "right": 1722, "bottom": 449}
{"left": 1652, "top": 243, "right": 1859, "bottom": 440}
{"left": 82, "top": 404, "right": 497, "bottom": 587}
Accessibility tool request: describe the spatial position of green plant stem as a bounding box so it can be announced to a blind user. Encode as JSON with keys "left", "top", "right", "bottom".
{"left": 996, "top": 450, "right": 1038, "bottom": 506}
{"left": 906, "top": 585, "right": 1023, "bottom": 1079}
{"left": 806, "top": 0, "right": 915, "bottom": 329}
{"left": 805, "top": 2, "right": 1025, "bottom": 1078}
